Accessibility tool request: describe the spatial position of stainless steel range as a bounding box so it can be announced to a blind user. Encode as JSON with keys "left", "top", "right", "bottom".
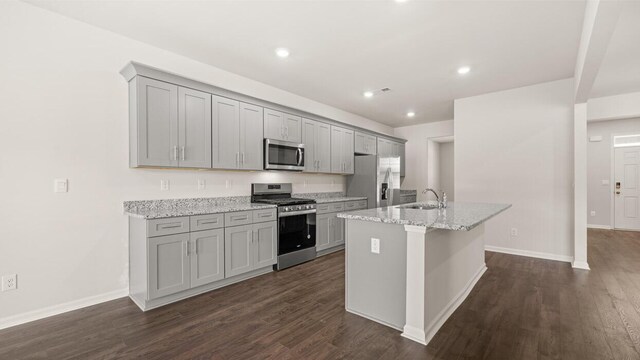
{"left": 251, "top": 183, "right": 316, "bottom": 270}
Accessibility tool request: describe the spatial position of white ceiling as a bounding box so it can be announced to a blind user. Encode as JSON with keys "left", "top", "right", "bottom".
{"left": 590, "top": 0, "right": 640, "bottom": 99}
{"left": 26, "top": 0, "right": 587, "bottom": 127}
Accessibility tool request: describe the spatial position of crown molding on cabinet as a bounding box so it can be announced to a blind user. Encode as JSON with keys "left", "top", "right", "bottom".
{"left": 120, "top": 61, "right": 407, "bottom": 144}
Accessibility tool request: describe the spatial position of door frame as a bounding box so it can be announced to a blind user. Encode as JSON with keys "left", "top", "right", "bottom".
{"left": 610, "top": 131, "right": 640, "bottom": 230}
{"left": 425, "top": 135, "right": 454, "bottom": 201}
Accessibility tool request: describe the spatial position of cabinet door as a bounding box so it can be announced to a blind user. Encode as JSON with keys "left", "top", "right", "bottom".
{"left": 354, "top": 132, "right": 367, "bottom": 154}
{"left": 343, "top": 128, "right": 354, "bottom": 174}
{"left": 148, "top": 233, "right": 190, "bottom": 299}
{"left": 316, "top": 213, "right": 331, "bottom": 251}
{"left": 178, "top": 87, "right": 212, "bottom": 168}
{"left": 284, "top": 113, "right": 301, "bottom": 143}
{"left": 366, "top": 135, "right": 377, "bottom": 155}
{"left": 190, "top": 229, "right": 224, "bottom": 288}
{"left": 264, "top": 109, "right": 284, "bottom": 141}
{"left": 135, "top": 77, "right": 178, "bottom": 167}
{"left": 239, "top": 103, "right": 264, "bottom": 170}
{"left": 302, "top": 119, "right": 317, "bottom": 173}
{"left": 317, "top": 122, "right": 331, "bottom": 173}
{"left": 252, "top": 221, "right": 277, "bottom": 269}
{"left": 224, "top": 225, "right": 253, "bottom": 278}
{"left": 399, "top": 143, "right": 406, "bottom": 177}
{"left": 377, "top": 138, "right": 388, "bottom": 157}
{"left": 333, "top": 215, "right": 345, "bottom": 246}
{"left": 212, "top": 96, "right": 240, "bottom": 169}
{"left": 331, "top": 126, "right": 344, "bottom": 173}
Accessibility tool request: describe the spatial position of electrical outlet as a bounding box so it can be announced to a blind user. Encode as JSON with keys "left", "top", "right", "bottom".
{"left": 590, "top": 211, "right": 596, "bottom": 217}
{"left": 510, "top": 228, "right": 518, "bottom": 236}
{"left": 371, "top": 238, "right": 380, "bottom": 254}
{"left": 54, "top": 178, "right": 68, "bottom": 193}
{"left": 160, "top": 180, "right": 169, "bottom": 191}
{"left": 602, "top": 180, "right": 610, "bottom": 186}
{"left": 225, "top": 180, "right": 232, "bottom": 189}
{"left": 197, "top": 179, "right": 206, "bottom": 190}
{"left": 2, "top": 274, "right": 17, "bottom": 291}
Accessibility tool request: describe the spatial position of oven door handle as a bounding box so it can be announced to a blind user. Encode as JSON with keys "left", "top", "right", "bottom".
{"left": 279, "top": 209, "right": 316, "bottom": 218}
{"left": 296, "top": 148, "right": 303, "bottom": 166}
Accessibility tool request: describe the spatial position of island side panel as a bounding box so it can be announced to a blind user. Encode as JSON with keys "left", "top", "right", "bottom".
{"left": 423, "top": 223, "right": 487, "bottom": 342}
{"left": 345, "top": 219, "right": 407, "bottom": 330}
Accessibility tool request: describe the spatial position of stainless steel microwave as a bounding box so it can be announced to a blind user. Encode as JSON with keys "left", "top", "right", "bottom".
{"left": 264, "top": 139, "right": 305, "bottom": 171}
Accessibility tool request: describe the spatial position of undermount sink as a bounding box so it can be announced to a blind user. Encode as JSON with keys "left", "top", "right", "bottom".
{"left": 401, "top": 204, "right": 440, "bottom": 210}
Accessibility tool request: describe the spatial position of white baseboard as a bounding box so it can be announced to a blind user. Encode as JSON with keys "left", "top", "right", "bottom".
{"left": 0, "top": 288, "right": 128, "bottom": 331}
{"left": 572, "top": 260, "right": 591, "bottom": 270}
{"left": 485, "top": 245, "right": 573, "bottom": 263}
{"left": 422, "top": 264, "right": 487, "bottom": 346}
{"left": 587, "top": 224, "right": 612, "bottom": 230}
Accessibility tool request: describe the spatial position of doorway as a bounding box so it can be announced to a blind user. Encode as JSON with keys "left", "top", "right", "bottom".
{"left": 613, "top": 135, "right": 640, "bottom": 231}
{"left": 425, "top": 136, "right": 454, "bottom": 201}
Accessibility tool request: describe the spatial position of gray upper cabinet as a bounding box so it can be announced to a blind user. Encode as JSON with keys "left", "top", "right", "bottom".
{"left": 263, "top": 109, "right": 301, "bottom": 143}
{"left": 331, "top": 126, "right": 354, "bottom": 174}
{"left": 239, "top": 103, "right": 264, "bottom": 170}
{"left": 148, "top": 233, "right": 190, "bottom": 300}
{"left": 190, "top": 229, "right": 224, "bottom": 288}
{"left": 253, "top": 222, "right": 277, "bottom": 269}
{"left": 355, "top": 132, "right": 377, "bottom": 155}
{"left": 212, "top": 98, "right": 263, "bottom": 170}
{"left": 224, "top": 224, "right": 253, "bottom": 278}
{"left": 178, "top": 87, "right": 212, "bottom": 168}
{"left": 302, "top": 119, "right": 331, "bottom": 173}
{"left": 212, "top": 96, "right": 240, "bottom": 169}
{"left": 377, "top": 138, "right": 405, "bottom": 176}
{"left": 399, "top": 143, "right": 406, "bottom": 177}
{"left": 131, "top": 76, "right": 179, "bottom": 167}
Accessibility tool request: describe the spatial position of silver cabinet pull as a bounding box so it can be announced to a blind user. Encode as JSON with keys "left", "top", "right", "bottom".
{"left": 199, "top": 220, "right": 218, "bottom": 225}
{"left": 181, "top": 146, "right": 185, "bottom": 161}
{"left": 185, "top": 241, "right": 189, "bottom": 256}
{"left": 241, "top": 152, "right": 245, "bottom": 164}
{"left": 236, "top": 152, "right": 239, "bottom": 165}
{"left": 194, "top": 240, "right": 198, "bottom": 255}
{"left": 173, "top": 146, "right": 178, "bottom": 161}
{"left": 159, "top": 224, "right": 181, "bottom": 229}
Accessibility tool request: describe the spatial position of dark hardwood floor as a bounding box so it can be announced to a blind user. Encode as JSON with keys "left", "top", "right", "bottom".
{"left": 2, "top": 229, "right": 640, "bottom": 359}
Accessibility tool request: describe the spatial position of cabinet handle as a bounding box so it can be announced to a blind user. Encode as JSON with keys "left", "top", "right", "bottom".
{"left": 236, "top": 152, "right": 239, "bottom": 165}
{"left": 194, "top": 240, "right": 198, "bottom": 255}
{"left": 159, "top": 224, "right": 181, "bottom": 229}
{"left": 241, "top": 152, "right": 245, "bottom": 164}
{"left": 173, "top": 146, "right": 178, "bottom": 161}
{"left": 232, "top": 215, "right": 248, "bottom": 220}
{"left": 259, "top": 213, "right": 271, "bottom": 217}
{"left": 181, "top": 146, "right": 185, "bottom": 161}
{"left": 199, "top": 219, "right": 219, "bottom": 225}
{"left": 185, "top": 241, "right": 189, "bottom": 256}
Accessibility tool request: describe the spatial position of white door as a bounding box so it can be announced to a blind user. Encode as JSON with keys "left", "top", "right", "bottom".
{"left": 615, "top": 146, "right": 640, "bottom": 230}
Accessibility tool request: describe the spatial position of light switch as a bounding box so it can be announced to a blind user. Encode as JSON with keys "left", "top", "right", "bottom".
{"left": 371, "top": 238, "right": 380, "bottom": 254}
{"left": 590, "top": 211, "right": 596, "bottom": 217}
{"left": 54, "top": 179, "right": 68, "bottom": 193}
{"left": 589, "top": 135, "right": 603, "bottom": 142}
{"left": 197, "top": 179, "right": 206, "bottom": 190}
{"left": 160, "top": 180, "right": 169, "bottom": 191}
{"left": 602, "top": 180, "right": 610, "bottom": 185}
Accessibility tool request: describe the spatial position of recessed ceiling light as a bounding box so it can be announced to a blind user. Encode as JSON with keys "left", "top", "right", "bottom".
{"left": 407, "top": 112, "right": 415, "bottom": 118}
{"left": 395, "top": 0, "right": 408, "bottom": 3}
{"left": 275, "top": 48, "right": 290, "bottom": 58}
{"left": 363, "top": 91, "right": 374, "bottom": 98}
{"left": 457, "top": 66, "right": 471, "bottom": 75}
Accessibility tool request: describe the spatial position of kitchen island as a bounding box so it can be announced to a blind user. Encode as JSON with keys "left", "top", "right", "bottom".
{"left": 337, "top": 201, "right": 510, "bottom": 345}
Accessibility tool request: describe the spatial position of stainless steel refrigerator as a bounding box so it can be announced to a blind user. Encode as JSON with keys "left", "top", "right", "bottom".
{"left": 346, "top": 155, "right": 401, "bottom": 209}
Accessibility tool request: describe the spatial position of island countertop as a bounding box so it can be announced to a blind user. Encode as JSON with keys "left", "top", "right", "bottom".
{"left": 337, "top": 201, "right": 511, "bottom": 231}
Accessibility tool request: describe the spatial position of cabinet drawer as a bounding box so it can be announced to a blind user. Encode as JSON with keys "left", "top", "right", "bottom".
{"left": 316, "top": 203, "right": 332, "bottom": 214}
{"left": 344, "top": 201, "right": 359, "bottom": 210}
{"left": 225, "top": 211, "right": 253, "bottom": 227}
{"left": 355, "top": 200, "right": 368, "bottom": 209}
{"left": 147, "top": 217, "right": 190, "bottom": 237}
{"left": 253, "top": 208, "right": 277, "bottom": 223}
{"left": 190, "top": 213, "right": 224, "bottom": 231}
{"left": 328, "top": 202, "right": 345, "bottom": 212}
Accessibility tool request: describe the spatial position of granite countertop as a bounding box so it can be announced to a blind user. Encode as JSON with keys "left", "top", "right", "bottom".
{"left": 337, "top": 201, "right": 511, "bottom": 231}
{"left": 124, "top": 196, "right": 276, "bottom": 219}
{"left": 294, "top": 192, "right": 368, "bottom": 204}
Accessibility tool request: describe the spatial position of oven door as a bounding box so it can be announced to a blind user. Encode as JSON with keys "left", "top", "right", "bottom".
{"left": 278, "top": 212, "right": 316, "bottom": 255}
{"left": 264, "top": 139, "right": 304, "bottom": 171}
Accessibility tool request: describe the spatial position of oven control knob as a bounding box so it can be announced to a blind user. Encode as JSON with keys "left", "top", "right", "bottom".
{"left": 284, "top": 207, "right": 289, "bottom": 211}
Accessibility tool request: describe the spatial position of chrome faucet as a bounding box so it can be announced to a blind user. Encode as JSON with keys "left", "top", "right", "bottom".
{"left": 422, "top": 188, "right": 448, "bottom": 208}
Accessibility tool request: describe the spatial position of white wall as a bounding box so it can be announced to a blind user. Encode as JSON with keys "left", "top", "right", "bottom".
{"left": 439, "top": 141, "right": 455, "bottom": 202}
{"left": 0, "top": 1, "right": 392, "bottom": 327}
{"left": 394, "top": 120, "right": 454, "bottom": 201}
{"left": 455, "top": 79, "right": 575, "bottom": 261}
{"left": 587, "top": 92, "right": 640, "bottom": 122}
{"left": 587, "top": 118, "right": 640, "bottom": 227}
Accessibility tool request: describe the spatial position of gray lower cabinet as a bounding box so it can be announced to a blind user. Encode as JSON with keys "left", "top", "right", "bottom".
{"left": 225, "top": 221, "right": 277, "bottom": 278}
{"left": 316, "top": 200, "right": 365, "bottom": 253}
{"left": 316, "top": 213, "right": 332, "bottom": 251}
{"left": 332, "top": 215, "right": 345, "bottom": 246}
{"left": 148, "top": 233, "right": 190, "bottom": 300}
{"left": 190, "top": 228, "right": 224, "bottom": 288}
